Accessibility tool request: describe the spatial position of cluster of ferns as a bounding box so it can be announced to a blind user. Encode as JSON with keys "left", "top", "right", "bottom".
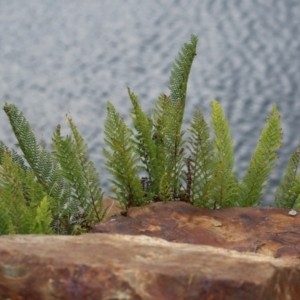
{"left": 0, "top": 35, "right": 299, "bottom": 235}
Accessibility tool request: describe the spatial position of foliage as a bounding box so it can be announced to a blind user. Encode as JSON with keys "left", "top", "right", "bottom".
{"left": 104, "top": 36, "right": 198, "bottom": 206}
{"left": 0, "top": 34, "right": 300, "bottom": 236}
{"left": 103, "top": 101, "right": 144, "bottom": 210}
{"left": 239, "top": 104, "right": 282, "bottom": 206}
{"left": 186, "top": 108, "right": 215, "bottom": 208}
{"left": 34, "top": 196, "right": 53, "bottom": 234}
{"left": 104, "top": 34, "right": 283, "bottom": 210}
{"left": 0, "top": 151, "right": 48, "bottom": 234}
{"left": 208, "top": 100, "right": 239, "bottom": 208}
{"left": 274, "top": 141, "right": 300, "bottom": 209}
{"left": 0, "top": 105, "right": 105, "bottom": 235}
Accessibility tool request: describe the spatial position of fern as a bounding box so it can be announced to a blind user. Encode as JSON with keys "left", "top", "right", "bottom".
{"left": 150, "top": 94, "right": 171, "bottom": 192}
{"left": 159, "top": 172, "right": 172, "bottom": 202}
{"left": 208, "top": 100, "right": 239, "bottom": 207}
{"left": 66, "top": 114, "right": 105, "bottom": 224}
{"left": 51, "top": 125, "right": 86, "bottom": 232}
{"left": 103, "top": 101, "right": 144, "bottom": 208}
{"left": 1, "top": 104, "right": 105, "bottom": 234}
{"left": 186, "top": 108, "right": 215, "bottom": 207}
{"left": 239, "top": 104, "right": 282, "bottom": 206}
{"left": 166, "top": 34, "right": 198, "bottom": 194}
{"left": 1, "top": 34, "right": 299, "bottom": 237}
{"left": 0, "top": 151, "right": 49, "bottom": 234}
{"left": 0, "top": 151, "right": 33, "bottom": 234}
{"left": 3, "top": 104, "right": 70, "bottom": 217}
{"left": 33, "top": 196, "right": 53, "bottom": 234}
{"left": 3, "top": 104, "right": 72, "bottom": 233}
{"left": 0, "top": 141, "right": 29, "bottom": 172}
{"left": 170, "top": 34, "right": 198, "bottom": 108}
{"left": 275, "top": 141, "right": 300, "bottom": 208}
{"left": 161, "top": 100, "right": 186, "bottom": 196}
{"left": 129, "top": 88, "right": 161, "bottom": 197}
{"left": 0, "top": 200, "right": 10, "bottom": 234}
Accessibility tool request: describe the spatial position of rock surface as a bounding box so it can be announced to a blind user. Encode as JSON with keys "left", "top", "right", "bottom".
{"left": 102, "top": 196, "right": 123, "bottom": 217}
{"left": 92, "top": 201, "right": 300, "bottom": 258}
{"left": 1, "top": 233, "right": 300, "bottom": 300}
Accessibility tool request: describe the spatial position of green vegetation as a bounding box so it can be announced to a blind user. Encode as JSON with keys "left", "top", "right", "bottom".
{"left": 0, "top": 34, "right": 299, "bottom": 235}
{"left": 0, "top": 106, "right": 105, "bottom": 235}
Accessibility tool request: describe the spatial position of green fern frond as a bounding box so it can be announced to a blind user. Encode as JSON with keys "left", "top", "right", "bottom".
{"left": 3, "top": 104, "right": 69, "bottom": 208}
{"left": 104, "top": 101, "right": 144, "bottom": 208}
{"left": 33, "top": 196, "right": 53, "bottom": 234}
{"left": 129, "top": 88, "right": 161, "bottom": 196}
{"left": 295, "top": 192, "right": 300, "bottom": 210}
{"left": 3, "top": 104, "right": 41, "bottom": 170}
{"left": 209, "top": 100, "right": 239, "bottom": 207}
{"left": 159, "top": 172, "right": 172, "bottom": 202}
{"left": 0, "top": 150, "right": 53, "bottom": 234}
{"left": 275, "top": 141, "right": 300, "bottom": 208}
{"left": 239, "top": 104, "right": 282, "bottom": 206}
{"left": 2, "top": 34, "right": 295, "bottom": 236}
{"left": 187, "top": 108, "right": 215, "bottom": 207}
{"left": 0, "top": 141, "right": 29, "bottom": 172}
{"left": 52, "top": 124, "right": 86, "bottom": 204}
{"left": 3, "top": 103, "right": 74, "bottom": 233}
{"left": 0, "top": 200, "right": 10, "bottom": 234}
{"left": 159, "top": 100, "right": 186, "bottom": 195}
{"left": 66, "top": 114, "right": 104, "bottom": 223}
{"left": 151, "top": 94, "right": 170, "bottom": 167}
{"left": 3, "top": 104, "right": 55, "bottom": 185}
{"left": 166, "top": 34, "right": 198, "bottom": 193}
{"left": 169, "top": 34, "right": 198, "bottom": 107}
{"left": 0, "top": 151, "right": 36, "bottom": 233}
{"left": 51, "top": 125, "right": 86, "bottom": 227}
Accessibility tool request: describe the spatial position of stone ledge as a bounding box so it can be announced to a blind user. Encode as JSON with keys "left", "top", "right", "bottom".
{"left": 1, "top": 233, "right": 300, "bottom": 299}
{"left": 92, "top": 201, "right": 300, "bottom": 258}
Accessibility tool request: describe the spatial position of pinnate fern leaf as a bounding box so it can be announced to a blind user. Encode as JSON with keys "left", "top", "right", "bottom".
{"left": 187, "top": 108, "right": 215, "bottom": 207}
{"left": 3, "top": 103, "right": 69, "bottom": 210}
{"left": 51, "top": 125, "right": 86, "bottom": 228}
{"left": 170, "top": 34, "right": 198, "bottom": 107}
{"left": 239, "top": 104, "right": 282, "bottom": 206}
{"left": 0, "top": 151, "right": 45, "bottom": 234}
{"left": 104, "top": 101, "right": 144, "bottom": 208}
{"left": 160, "top": 100, "right": 186, "bottom": 195}
{"left": 129, "top": 88, "right": 160, "bottom": 196}
{"left": 33, "top": 196, "right": 53, "bottom": 234}
{"left": 0, "top": 141, "right": 29, "bottom": 172}
{"left": 66, "top": 114, "right": 104, "bottom": 223}
{"left": 275, "top": 141, "right": 300, "bottom": 208}
{"left": 160, "top": 172, "right": 172, "bottom": 202}
{"left": 209, "top": 100, "right": 239, "bottom": 207}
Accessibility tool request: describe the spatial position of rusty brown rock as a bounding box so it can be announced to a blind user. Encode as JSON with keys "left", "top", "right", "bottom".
{"left": 92, "top": 201, "right": 300, "bottom": 258}
{"left": 1, "top": 234, "right": 300, "bottom": 300}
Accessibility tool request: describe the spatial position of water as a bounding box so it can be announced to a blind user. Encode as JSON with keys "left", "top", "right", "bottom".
{"left": 1, "top": 0, "right": 300, "bottom": 206}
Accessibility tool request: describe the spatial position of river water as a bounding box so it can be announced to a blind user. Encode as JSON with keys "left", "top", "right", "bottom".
{"left": 1, "top": 0, "right": 300, "bottom": 206}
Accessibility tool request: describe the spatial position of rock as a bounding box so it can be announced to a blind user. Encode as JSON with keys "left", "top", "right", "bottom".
{"left": 1, "top": 234, "right": 300, "bottom": 299}
{"left": 102, "top": 196, "right": 123, "bottom": 217}
{"left": 92, "top": 201, "right": 300, "bottom": 258}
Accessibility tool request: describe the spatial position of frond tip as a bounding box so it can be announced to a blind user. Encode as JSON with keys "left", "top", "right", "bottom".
{"left": 169, "top": 34, "right": 198, "bottom": 105}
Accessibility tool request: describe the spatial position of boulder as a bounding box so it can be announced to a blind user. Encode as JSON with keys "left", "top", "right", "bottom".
{"left": 1, "top": 201, "right": 300, "bottom": 299}
{"left": 92, "top": 201, "right": 300, "bottom": 258}
{"left": 1, "top": 234, "right": 300, "bottom": 300}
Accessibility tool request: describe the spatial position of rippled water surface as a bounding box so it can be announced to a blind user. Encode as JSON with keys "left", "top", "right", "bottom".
{"left": 1, "top": 0, "right": 300, "bottom": 205}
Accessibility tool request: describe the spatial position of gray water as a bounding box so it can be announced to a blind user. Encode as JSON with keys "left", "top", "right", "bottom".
{"left": 1, "top": 0, "right": 300, "bottom": 206}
